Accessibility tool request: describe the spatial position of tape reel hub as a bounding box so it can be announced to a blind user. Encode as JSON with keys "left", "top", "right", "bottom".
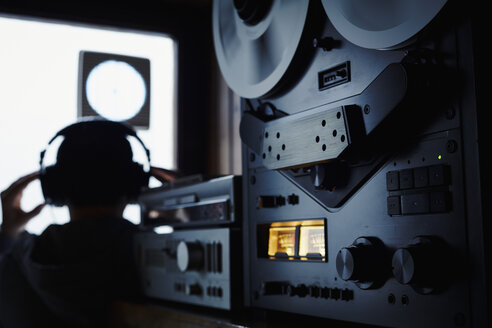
{"left": 233, "top": 0, "right": 273, "bottom": 26}
{"left": 213, "top": 0, "right": 310, "bottom": 99}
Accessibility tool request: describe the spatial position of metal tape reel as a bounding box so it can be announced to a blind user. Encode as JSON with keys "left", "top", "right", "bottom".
{"left": 321, "top": 0, "right": 448, "bottom": 50}
{"left": 213, "top": 0, "right": 310, "bottom": 99}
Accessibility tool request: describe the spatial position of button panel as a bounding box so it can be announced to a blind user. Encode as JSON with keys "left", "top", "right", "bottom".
{"left": 261, "top": 281, "right": 354, "bottom": 302}
{"left": 386, "top": 165, "right": 451, "bottom": 216}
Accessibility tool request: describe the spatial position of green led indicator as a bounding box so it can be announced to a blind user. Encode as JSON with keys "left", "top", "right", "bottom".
{"left": 438, "top": 155, "right": 442, "bottom": 160}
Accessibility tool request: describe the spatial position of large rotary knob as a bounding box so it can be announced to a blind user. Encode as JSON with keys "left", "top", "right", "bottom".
{"left": 176, "top": 241, "right": 204, "bottom": 272}
{"left": 392, "top": 236, "right": 450, "bottom": 294}
{"left": 336, "top": 237, "right": 388, "bottom": 289}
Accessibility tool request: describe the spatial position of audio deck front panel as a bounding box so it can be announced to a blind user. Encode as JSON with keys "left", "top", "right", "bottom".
{"left": 135, "top": 175, "right": 242, "bottom": 310}
{"left": 135, "top": 228, "right": 240, "bottom": 310}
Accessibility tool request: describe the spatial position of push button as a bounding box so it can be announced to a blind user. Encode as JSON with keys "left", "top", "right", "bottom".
{"left": 430, "top": 191, "right": 449, "bottom": 213}
{"left": 387, "top": 196, "right": 401, "bottom": 215}
{"left": 429, "top": 165, "right": 448, "bottom": 186}
{"left": 330, "top": 288, "right": 341, "bottom": 300}
{"left": 399, "top": 169, "right": 414, "bottom": 189}
{"left": 341, "top": 288, "right": 354, "bottom": 301}
{"left": 401, "top": 193, "right": 430, "bottom": 215}
{"left": 386, "top": 171, "right": 400, "bottom": 191}
{"left": 413, "top": 166, "right": 429, "bottom": 188}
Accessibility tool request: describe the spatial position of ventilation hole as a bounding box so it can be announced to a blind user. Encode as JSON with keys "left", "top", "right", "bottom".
{"left": 321, "top": 120, "right": 326, "bottom": 127}
{"left": 276, "top": 132, "right": 280, "bottom": 138}
{"left": 282, "top": 144, "right": 286, "bottom": 150}
{"left": 268, "top": 145, "right": 272, "bottom": 152}
{"left": 332, "top": 130, "right": 337, "bottom": 137}
{"left": 277, "top": 154, "right": 280, "bottom": 160}
{"left": 337, "top": 112, "right": 341, "bottom": 119}
{"left": 265, "top": 132, "right": 269, "bottom": 138}
{"left": 341, "top": 135, "right": 345, "bottom": 142}
{"left": 262, "top": 153, "right": 266, "bottom": 159}
{"left": 322, "top": 144, "right": 326, "bottom": 151}
{"left": 315, "top": 136, "right": 320, "bottom": 143}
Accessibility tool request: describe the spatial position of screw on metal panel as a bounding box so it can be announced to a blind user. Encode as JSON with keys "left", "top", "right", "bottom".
{"left": 364, "top": 104, "right": 371, "bottom": 114}
{"left": 447, "top": 140, "right": 458, "bottom": 153}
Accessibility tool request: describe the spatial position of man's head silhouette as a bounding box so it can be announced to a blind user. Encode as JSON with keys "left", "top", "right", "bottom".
{"left": 39, "top": 118, "right": 150, "bottom": 209}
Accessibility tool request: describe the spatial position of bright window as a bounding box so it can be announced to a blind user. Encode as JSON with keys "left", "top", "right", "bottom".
{"left": 0, "top": 15, "right": 177, "bottom": 234}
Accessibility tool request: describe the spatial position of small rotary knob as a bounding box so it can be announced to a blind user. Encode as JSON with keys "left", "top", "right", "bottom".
{"left": 176, "top": 241, "right": 204, "bottom": 272}
{"left": 392, "top": 236, "right": 450, "bottom": 294}
{"left": 336, "top": 237, "right": 388, "bottom": 289}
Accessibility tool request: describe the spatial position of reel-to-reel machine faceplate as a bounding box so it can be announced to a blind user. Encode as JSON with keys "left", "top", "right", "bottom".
{"left": 214, "top": 0, "right": 486, "bottom": 327}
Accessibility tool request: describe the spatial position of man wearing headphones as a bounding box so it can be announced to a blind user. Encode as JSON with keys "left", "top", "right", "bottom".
{"left": 0, "top": 118, "right": 175, "bottom": 328}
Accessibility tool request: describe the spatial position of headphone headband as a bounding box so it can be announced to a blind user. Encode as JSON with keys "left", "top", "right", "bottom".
{"left": 41, "top": 118, "right": 151, "bottom": 169}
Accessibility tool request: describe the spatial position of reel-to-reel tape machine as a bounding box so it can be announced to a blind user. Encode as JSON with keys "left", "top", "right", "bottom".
{"left": 213, "top": 0, "right": 487, "bottom": 327}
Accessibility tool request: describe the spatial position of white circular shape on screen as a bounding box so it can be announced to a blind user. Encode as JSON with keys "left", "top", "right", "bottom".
{"left": 86, "top": 60, "right": 147, "bottom": 121}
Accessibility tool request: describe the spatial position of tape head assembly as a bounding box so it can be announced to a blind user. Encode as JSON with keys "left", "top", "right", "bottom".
{"left": 39, "top": 117, "right": 151, "bottom": 207}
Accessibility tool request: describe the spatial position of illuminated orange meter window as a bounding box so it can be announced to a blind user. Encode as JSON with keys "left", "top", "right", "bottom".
{"left": 298, "top": 226, "right": 325, "bottom": 257}
{"left": 268, "top": 227, "right": 296, "bottom": 257}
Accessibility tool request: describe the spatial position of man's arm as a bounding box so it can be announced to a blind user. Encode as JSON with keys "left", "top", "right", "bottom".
{"left": 0, "top": 172, "right": 45, "bottom": 253}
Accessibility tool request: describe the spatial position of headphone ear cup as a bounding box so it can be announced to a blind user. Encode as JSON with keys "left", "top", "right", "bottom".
{"left": 125, "top": 162, "right": 149, "bottom": 202}
{"left": 40, "top": 165, "right": 66, "bottom": 206}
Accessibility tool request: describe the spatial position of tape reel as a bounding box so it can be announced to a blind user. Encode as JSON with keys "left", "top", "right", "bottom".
{"left": 213, "top": 0, "right": 448, "bottom": 99}
{"left": 321, "top": 0, "right": 448, "bottom": 50}
{"left": 213, "top": 0, "right": 309, "bottom": 99}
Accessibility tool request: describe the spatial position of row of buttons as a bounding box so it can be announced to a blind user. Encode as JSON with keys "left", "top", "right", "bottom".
{"left": 174, "top": 282, "right": 224, "bottom": 298}
{"left": 206, "top": 286, "right": 223, "bottom": 298}
{"left": 387, "top": 191, "right": 450, "bottom": 215}
{"left": 262, "top": 282, "right": 354, "bottom": 301}
{"left": 386, "top": 164, "right": 450, "bottom": 191}
{"left": 308, "top": 286, "right": 354, "bottom": 301}
{"left": 256, "top": 194, "right": 300, "bottom": 208}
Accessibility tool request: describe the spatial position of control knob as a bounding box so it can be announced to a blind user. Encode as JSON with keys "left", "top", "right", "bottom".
{"left": 336, "top": 237, "right": 388, "bottom": 289}
{"left": 176, "top": 241, "right": 204, "bottom": 272}
{"left": 392, "top": 236, "right": 450, "bottom": 294}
